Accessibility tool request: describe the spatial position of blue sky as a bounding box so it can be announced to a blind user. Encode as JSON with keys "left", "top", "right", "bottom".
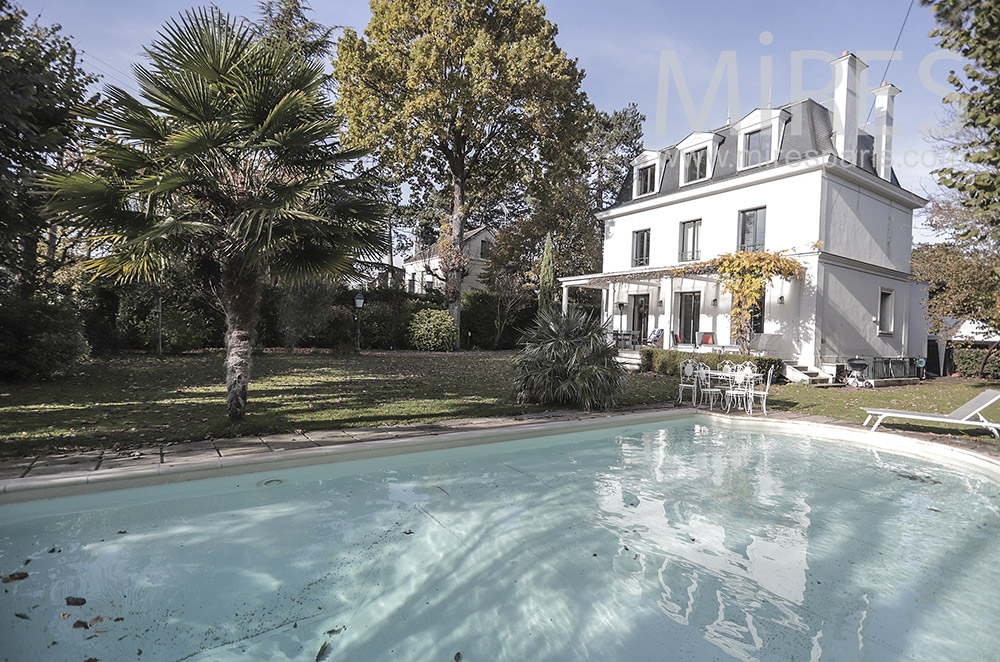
{"left": 25, "top": 0, "right": 964, "bottom": 237}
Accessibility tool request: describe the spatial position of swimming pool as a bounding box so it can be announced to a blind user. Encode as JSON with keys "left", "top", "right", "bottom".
{"left": 1, "top": 417, "right": 999, "bottom": 661}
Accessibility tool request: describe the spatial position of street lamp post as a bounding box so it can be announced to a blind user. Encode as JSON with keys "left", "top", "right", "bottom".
{"left": 354, "top": 292, "right": 365, "bottom": 355}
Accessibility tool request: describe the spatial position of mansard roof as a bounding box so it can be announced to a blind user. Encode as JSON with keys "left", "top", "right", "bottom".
{"left": 610, "top": 98, "right": 899, "bottom": 210}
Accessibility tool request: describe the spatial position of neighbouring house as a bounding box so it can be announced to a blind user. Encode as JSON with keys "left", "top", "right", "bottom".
{"left": 559, "top": 51, "right": 928, "bottom": 382}
{"left": 403, "top": 226, "right": 495, "bottom": 294}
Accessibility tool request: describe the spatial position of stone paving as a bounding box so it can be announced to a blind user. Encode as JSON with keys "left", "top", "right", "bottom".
{"left": 2, "top": 404, "right": 999, "bottom": 490}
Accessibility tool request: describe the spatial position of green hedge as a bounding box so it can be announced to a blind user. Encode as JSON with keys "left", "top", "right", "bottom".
{"left": 953, "top": 347, "right": 1000, "bottom": 379}
{"left": 638, "top": 348, "right": 784, "bottom": 378}
{"left": 408, "top": 309, "right": 458, "bottom": 351}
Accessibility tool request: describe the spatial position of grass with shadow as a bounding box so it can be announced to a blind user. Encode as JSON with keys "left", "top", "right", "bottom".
{"left": 0, "top": 350, "right": 678, "bottom": 458}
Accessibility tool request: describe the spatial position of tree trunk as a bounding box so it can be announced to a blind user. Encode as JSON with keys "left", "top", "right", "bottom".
{"left": 220, "top": 261, "right": 262, "bottom": 421}
{"left": 978, "top": 339, "right": 1000, "bottom": 378}
{"left": 445, "top": 174, "right": 469, "bottom": 350}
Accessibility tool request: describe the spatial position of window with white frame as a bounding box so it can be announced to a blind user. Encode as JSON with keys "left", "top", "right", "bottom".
{"left": 743, "top": 127, "right": 772, "bottom": 167}
{"left": 632, "top": 229, "right": 650, "bottom": 267}
{"left": 738, "top": 207, "right": 766, "bottom": 252}
{"left": 637, "top": 165, "right": 656, "bottom": 196}
{"left": 878, "top": 289, "right": 894, "bottom": 334}
{"left": 683, "top": 147, "right": 708, "bottom": 184}
{"left": 679, "top": 220, "right": 700, "bottom": 262}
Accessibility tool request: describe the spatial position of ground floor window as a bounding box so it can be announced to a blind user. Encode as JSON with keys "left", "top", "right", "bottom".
{"left": 878, "top": 289, "right": 894, "bottom": 335}
{"left": 678, "top": 292, "right": 700, "bottom": 344}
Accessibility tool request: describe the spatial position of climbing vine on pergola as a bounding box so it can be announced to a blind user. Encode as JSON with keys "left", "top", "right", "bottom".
{"left": 592, "top": 250, "right": 804, "bottom": 353}
{"left": 706, "top": 251, "right": 805, "bottom": 353}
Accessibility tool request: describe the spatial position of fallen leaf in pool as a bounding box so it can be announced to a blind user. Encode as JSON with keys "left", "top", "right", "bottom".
{"left": 89, "top": 616, "right": 104, "bottom": 627}
{"left": 61, "top": 613, "right": 69, "bottom": 619}
{"left": 65, "top": 597, "right": 86, "bottom": 606}
{"left": 315, "top": 641, "right": 331, "bottom": 661}
{"left": 454, "top": 653, "right": 462, "bottom": 661}
{"left": 326, "top": 626, "right": 346, "bottom": 635}
{"left": 15, "top": 612, "right": 29, "bottom": 620}
{"left": 113, "top": 617, "right": 124, "bottom": 622}
{"left": 72, "top": 621, "right": 89, "bottom": 629}
{"left": 2, "top": 572, "right": 28, "bottom": 583}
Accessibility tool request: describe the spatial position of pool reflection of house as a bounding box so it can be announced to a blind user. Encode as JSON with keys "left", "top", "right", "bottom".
{"left": 559, "top": 52, "right": 927, "bottom": 381}
{"left": 597, "top": 426, "right": 864, "bottom": 661}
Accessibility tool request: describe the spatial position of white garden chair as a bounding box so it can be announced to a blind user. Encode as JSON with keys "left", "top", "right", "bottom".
{"left": 677, "top": 358, "right": 698, "bottom": 406}
{"left": 697, "top": 362, "right": 723, "bottom": 410}
{"left": 747, "top": 365, "right": 775, "bottom": 415}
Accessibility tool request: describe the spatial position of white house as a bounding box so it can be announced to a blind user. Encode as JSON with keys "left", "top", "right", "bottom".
{"left": 403, "top": 226, "right": 495, "bottom": 294}
{"left": 560, "top": 52, "right": 927, "bottom": 380}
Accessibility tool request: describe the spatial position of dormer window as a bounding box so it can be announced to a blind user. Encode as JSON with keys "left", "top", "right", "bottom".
{"left": 675, "top": 133, "right": 722, "bottom": 187}
{"left": 735, "top": 108, "right": 789, "bottom": 171}
{"left": 631, "top": 149, "right": 667, "bottom": 200}
{"left": 637, "top": 165, "right": 656, "bottom": 196}
{"left": 743, "top": 128, "right": 772, "bottom": 167}
{"left": 684, "top": 148, "right": 708, "bottom": 183}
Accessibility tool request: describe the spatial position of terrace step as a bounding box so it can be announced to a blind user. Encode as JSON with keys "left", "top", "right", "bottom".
{"left": 783, "top": 362, "right": 833, "bottom": 385}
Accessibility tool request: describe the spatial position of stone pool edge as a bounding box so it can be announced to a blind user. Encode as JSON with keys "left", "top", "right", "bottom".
{"left": 3, "top": 409, "right": 1000, "bottom": 504}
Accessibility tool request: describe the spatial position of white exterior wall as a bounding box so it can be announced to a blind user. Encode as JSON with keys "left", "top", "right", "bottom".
{"left": 603, "top": 170, "right": 825, "bottom": 273}
{"left": 820, "top": 172, "right": 913, "bottom": 272}
{"left": 815, "top": 260, "right": 920, "bottom": 363}
{"left": 589, "top": 162, "right": 926, "bottom": 369}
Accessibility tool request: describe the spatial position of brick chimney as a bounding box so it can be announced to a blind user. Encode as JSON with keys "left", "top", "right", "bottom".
{"left": 829, "top": 51, "right": 867, "bottom": 164}
{"left": 871, "top": 82, "right": 901, "bottom": 180}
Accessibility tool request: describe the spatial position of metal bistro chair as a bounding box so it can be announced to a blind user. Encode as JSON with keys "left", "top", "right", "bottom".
{"left": 724, "top": 368, "right": 752, "bottom": 413}
{"left": 717, "top": 359, "right": 736, "bottom": 374}
{"left": 697, "top": 362, "right": 724, "bottom": 410}
{"left": 747, "top": 365, "right": 775, "bottom": 415}
{"left": 678, "top": 358, "right": 698, "bottom": 406}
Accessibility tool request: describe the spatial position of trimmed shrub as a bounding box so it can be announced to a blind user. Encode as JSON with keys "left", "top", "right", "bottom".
{"left": 514, "top": 307, "right": 626, "bottom": 411}
{"left": 360, "top": 300, "right": 412, "bottom": 349}
{"left": 953, "top": 347, "right": 1000, "bottom": 379}
{"left": 460, "top": 290, "right": 497, "bottom": 349}
{"left": 0, "top": 293, "right": 90, "bottom": 379}
{"left": 638, "top": 348, "right": 784, "bottom": 379}
{"left": 408, "top": 309, "right": 458, "bottom": 351}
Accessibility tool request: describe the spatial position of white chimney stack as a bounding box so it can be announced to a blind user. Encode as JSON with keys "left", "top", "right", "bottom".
{"left": 830, "top": 51, "right": 867, "bottom": 164}
{"left": 871, "top": 82, "right": 901, "bottom": 181}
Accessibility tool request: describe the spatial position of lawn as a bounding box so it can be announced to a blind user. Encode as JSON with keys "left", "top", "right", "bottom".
{"left": 3, "top": 352, "right": 999, "bottom": 460}
{"left": 0, "top": 350, "right": 677, "bottom": 458}
{"left": 769, "top": 377, "right": 1000, "bottom": 439}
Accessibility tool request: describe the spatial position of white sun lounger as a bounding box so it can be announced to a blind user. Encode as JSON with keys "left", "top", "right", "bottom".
{"left": 862, "top": 389, "right": 1000, "bottom": 438}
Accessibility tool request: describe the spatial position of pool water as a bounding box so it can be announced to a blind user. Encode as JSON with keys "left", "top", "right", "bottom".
{"left": 1, "top": 420, "right": 999, "bottom": 661}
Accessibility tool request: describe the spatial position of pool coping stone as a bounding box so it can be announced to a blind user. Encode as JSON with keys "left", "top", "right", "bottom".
{"left": 3, "top": 406, "right": 1000, "bottom": 503}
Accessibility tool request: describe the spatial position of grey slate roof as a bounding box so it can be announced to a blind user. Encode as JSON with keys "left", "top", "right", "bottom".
{"left": 611, "top": 99, "right": 898, "bottom": 209}
{"left": 404, "top": 225, "right": 490, "bottom": 264}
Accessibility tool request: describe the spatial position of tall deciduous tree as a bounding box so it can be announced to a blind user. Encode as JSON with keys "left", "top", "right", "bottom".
{"left": 587, "top": 104, "right": 645, "bottom": 210}
{"left": 923, "top": 0, "right": 1000, "bottom": 221}
{"left": 256, "top": 0, "right": 335, "bottom": 58}
{"left": 912, "top": 194, "right": 1000, "bottom": 375}
{"left": 44, "top": 8, "right": 385, "bottom": 420}
{"left": 0, "top": 0, "right": 97, "bottom": 294}
{"left": 334, "top": 0, "right": 589, "bottom": 348}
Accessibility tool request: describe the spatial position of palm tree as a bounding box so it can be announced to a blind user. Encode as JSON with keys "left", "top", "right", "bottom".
{"left": 44, "top": 7, "right": 386, "bottom": 419}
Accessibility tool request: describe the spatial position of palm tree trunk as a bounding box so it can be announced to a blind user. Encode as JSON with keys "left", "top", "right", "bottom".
{"left": 221, "top": 261, "right": 261, "bottom": 421}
